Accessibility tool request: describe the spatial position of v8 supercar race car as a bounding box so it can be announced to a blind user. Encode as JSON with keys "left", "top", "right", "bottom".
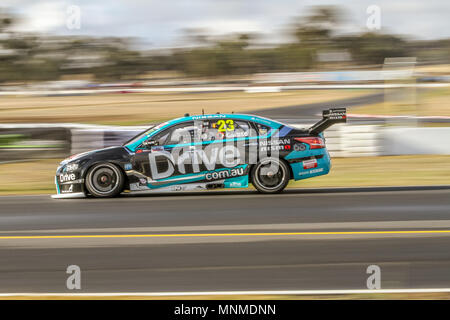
{"left": 52, "top": 108, "right": 346, "bottom": 198}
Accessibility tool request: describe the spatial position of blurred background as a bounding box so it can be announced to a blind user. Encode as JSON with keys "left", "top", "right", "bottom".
{"left": 0, "top": 0, "right": 449, "bottom": 194}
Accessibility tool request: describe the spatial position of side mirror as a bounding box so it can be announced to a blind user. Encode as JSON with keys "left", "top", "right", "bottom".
{"left": 141, "top": 140, "right": 157, "bottom": 148}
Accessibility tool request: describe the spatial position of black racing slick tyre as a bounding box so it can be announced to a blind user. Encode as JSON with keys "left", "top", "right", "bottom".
{"left": 251, "top": 158, "right": 290, "bottom": 194}
{"left": 85, "top": 163, "right": 124, "bottom": 198}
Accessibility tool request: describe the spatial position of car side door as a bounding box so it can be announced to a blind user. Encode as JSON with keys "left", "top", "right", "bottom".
{"left": 132, "top": 121, "right": 199, "bottom": 183}
{"left": 198, "top": 118, "right": 253, "bottom": 172}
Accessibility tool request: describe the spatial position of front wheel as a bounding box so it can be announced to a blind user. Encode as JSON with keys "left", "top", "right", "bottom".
{"left": 251, "top": 158, "right": 290, "bottom": 193}
{"left": 85, "top": 163, "right": 124, "bottom": 198}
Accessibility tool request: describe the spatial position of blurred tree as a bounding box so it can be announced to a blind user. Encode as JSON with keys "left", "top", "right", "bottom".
{"left": 294, "top": 6, "right": 343, "bottom": 46}
{"left": 0, "top": 6, "right": 446, "bottom": 82}
{"left": 338, "top": 33, "right": 408, "bottom": 65}
{"left": 93, "top": 48, "right": 143, "bottom": 80}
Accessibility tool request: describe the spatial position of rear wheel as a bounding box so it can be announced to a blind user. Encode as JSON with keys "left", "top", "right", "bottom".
{"left": 85, "top": 163, "right": 124, "bottom": 198}
{"left": 251, "top": 158, "right": 290, "bottom": 193}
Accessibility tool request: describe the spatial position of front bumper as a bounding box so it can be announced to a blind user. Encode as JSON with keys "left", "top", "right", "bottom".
{"left": 53, "top": 164, "right": 85, "bottom": 199}
{"left": 51, "top": 192, "right": 86, "bottom": 199}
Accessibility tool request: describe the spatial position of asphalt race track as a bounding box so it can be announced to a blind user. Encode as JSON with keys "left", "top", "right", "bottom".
{"left": 252, "top": 90, "right": 450, "bottom": 124}
{"left": 1, "top": 186, "right": 450, "bottom": 293}
{"left": 253, "top": 92, "right": 385, "bottom": 118}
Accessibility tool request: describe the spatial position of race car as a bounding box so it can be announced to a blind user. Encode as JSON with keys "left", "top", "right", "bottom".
{"left": 52, "top": 108, "right": 346, "bottom": 198}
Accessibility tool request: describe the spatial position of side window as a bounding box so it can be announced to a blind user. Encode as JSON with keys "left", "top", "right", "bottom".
{"left": 166, "top": 122, "right": 199, "bottom": 145}
{"left": 201, "top": 120, "right": 226, "bottom": 141}
{"left": 201, "top": 119, "right": 251, "bottom": 141}
{"left": 149, "top": 130, "right": 170, "bottom": 146}
{"left": 255, "top": 123, "right": 271, "bottom": 136}
{"left": 229, "top": 120, "right": 250, "bottom": 138}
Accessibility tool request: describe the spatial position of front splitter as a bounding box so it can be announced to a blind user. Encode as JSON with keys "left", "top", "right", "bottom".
{"left": 51, "top": 192, "right": 86, "bottom": 199}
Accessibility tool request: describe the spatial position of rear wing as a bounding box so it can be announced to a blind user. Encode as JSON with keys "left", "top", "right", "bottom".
{"left": 308, "top": 108, "right": 347, "bottom": 135}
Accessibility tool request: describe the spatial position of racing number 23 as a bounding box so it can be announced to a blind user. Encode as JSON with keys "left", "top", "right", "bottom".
{"left": 217, "top": 119, "right": 235, "bottom": 132}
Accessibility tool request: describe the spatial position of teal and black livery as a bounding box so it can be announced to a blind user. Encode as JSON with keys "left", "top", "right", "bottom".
{"left": 52, "top": 108, "right": 346, "bottom": 198}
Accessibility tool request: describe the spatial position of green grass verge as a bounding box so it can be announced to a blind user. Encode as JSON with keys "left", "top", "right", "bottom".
{"left": 350, "top": 87, "right": 450, "bottom": 117}
{"left": 289, "top": 155, "right": 450, "bottom": 188}
{"left": 0, "top": 89, "right": 372, "bottom": 125}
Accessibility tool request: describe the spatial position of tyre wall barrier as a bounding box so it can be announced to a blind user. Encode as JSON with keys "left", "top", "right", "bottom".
{"left": 381, "top": 127, "right": 450, "bottom": 155}
{"left": 2, "top": 124, "right": 450, "bottom": 161}
{"left": 0, "top": 126, "right": 71, "bottom": 161}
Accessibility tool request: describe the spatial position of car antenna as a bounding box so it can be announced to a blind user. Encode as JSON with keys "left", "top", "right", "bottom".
{"left": 202, "top": 108, "right": 204, "bottom": 115}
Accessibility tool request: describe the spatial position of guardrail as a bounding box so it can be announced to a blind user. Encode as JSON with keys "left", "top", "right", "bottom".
{"left": 0, "top": 83, "right": 449, "bottom": 96}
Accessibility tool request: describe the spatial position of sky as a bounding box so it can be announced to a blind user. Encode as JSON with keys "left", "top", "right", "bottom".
{"left": 4, "top": 0, "right": 450, "bottom": 48}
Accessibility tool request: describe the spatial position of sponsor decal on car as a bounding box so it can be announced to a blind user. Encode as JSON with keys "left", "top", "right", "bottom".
{"left": 294, "top": 144, "right": 306, "bottom": 151}
{"left": 62, "top": 184, "right": 73, "bottom": 193}
{"left": 228, "top": 181, "right": 242, "bottom": 187}
{"left": 260, "top": 145, "right": 285, "bottom": 152}
{"left": 299, "top": 167, "right": 324, "bottom": 175}
{"left": 66, "top": 163, "right": 78, "bottom": 171}
{"left": 259, "top": 138, "right": 290, "bottom": 146}
{"left": 303, "top": 158, "right": 318, "bottom": 169}
{"left": 59, "top": 173, "right": 76, "bottom": 183}
{"left": 205, "top": 167, "right": 244, "bottom": 181}
{"left": 259, "top": 138, "right": 290, "bottom": 152}
{"left": 149, "top": 145, "right": 243, "bottom": 180}
{"left": 192, "top": 114, "right": 226, "bottom": 120}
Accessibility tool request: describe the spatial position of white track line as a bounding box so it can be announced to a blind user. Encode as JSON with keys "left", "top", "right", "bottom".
{"left": 0, "top": 83, "right": 448, "bottom": 96}
{"left": 348, "top": 113, "right": 450, "bottom": 120}
{"left": 1, "top": 289, "right": 450, "bottom": 297}
{"left": 3, "top": 220, "right": 450, "bottom": 235}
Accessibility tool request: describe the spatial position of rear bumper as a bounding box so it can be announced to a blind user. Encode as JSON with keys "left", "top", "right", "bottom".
{"left": 289, "top": 151, "right": 331, "bottom": 181}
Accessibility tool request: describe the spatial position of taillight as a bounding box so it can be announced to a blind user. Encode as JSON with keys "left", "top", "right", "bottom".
{"left": 294, "top": 137, "right": 325, "bottom": 149}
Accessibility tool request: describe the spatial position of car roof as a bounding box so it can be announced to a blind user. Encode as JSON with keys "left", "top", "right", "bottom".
{"left": 167, "top": 113, "right": 285, "bottom": 129}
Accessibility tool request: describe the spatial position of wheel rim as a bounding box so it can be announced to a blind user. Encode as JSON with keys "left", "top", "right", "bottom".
{"left": 90, "top": 166, "right": 119, "bottom": 194}
{"left": 255, "top": 159, "right": 286, "bottom": 190}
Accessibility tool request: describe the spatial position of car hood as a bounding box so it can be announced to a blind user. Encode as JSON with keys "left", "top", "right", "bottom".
{"left": 61, "top": 146, "right": 126, "bottom": 164}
